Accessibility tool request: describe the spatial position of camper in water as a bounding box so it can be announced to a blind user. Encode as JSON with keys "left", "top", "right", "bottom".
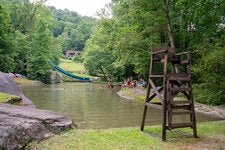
{"left": 107, "top": 77, "right": 113, "bottom": 88}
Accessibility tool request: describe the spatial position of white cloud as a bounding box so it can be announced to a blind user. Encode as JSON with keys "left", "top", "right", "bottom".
{"left": 46, "top": 0, "right": 111, "bottom": 17}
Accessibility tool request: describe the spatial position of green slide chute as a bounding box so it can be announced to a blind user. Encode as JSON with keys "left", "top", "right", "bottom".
{"left": 50, "top": 62, "right": 92, "bottom": 81}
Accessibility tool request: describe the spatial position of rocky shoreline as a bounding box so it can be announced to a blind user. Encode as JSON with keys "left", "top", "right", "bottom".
{"left": 0, "top": 104, "right": 75, "bottom": 150}
{"left": 194, "top": 102, "right": 225, "bottom": 119}
{"left": 117, "top": 88, "right": 225, "bottom": 120}
{"left": 0, "top": 71, "right": 75, "bottom": 150}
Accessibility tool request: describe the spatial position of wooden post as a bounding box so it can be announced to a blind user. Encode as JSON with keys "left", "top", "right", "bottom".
{"left": 141, "top": 52, "right": 154, "bottom": 131}
{"left": 162, "top": 50, "right": 168, "bottom": 141}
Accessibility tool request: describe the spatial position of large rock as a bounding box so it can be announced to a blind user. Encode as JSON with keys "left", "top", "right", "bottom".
{"left": 0, "top": 72, "right": 35, "bottom": 107}
{"left": 0, "top": 71, "right": 75, "bottom": 149}
{"left": 0, "top": 104, "right": 75, "bottom": 150}
{"left": 50, "top": 70, "right": 64, "bottom": 84}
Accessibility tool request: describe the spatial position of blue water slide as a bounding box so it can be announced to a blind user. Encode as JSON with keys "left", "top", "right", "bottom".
{"left": 50, "top": 62, "right": 92, "bottom": 81}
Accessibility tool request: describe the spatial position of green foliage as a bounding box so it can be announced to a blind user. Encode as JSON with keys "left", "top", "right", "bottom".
{"left": 84, "top": 0, "right": 165, "bottom": 81}
{"left": 26, "top": 6, "right": 54, "bottom": 83}
{"left": 194, "top": 47, "right": 225, "bottom": 105}
{"left": 111, "top": 0, "right": 164, "bottom": 77}
{"left": 50, "top": 7, "right": 96, "bottom": 51}
{"left": 0, "top": 0, "right": 64, "bottom": 83}
{"left": 0, "top": 2, "right": 16, "bottom": 72}
{"left": 13, "top": 30, "right": 29, "bottom": 75}
{"left": 0, "top": 0, "right": 95, "bottom": 83}
{"left": 172, "top": 0, "right": 225, "bottom": 105}
{"left": 72, "top": 53, "right": 83, "bottom": 63}
{"left": 84, "top": 44, "right": 117, "bottom": 80}
{"left": 83, "top": 0, "right": 225, "bottom": 105}
{"left": 173, "top": 0, "right": 225, "bottom": 51}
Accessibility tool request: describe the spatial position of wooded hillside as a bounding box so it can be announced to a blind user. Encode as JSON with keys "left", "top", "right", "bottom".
{"left": 0, "top": 0, "right": 96, "bottom": 83}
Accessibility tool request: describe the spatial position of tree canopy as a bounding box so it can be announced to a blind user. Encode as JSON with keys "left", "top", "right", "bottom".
{"left": 50, "top": 7, "right": 96, "bottom": 51}
{"left": 84, "top": 0, "right": 225, "bottom": 105}
{"left": 0, "top": 0, "right": 96, "bottom": 83}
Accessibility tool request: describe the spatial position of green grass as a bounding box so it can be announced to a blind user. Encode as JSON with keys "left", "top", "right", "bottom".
{"left": 0, "top": 92, "right": 20, "bottom": 103}
{"left": 14, "top": 78, "right": 34, "bottom": 84}
{"left": 121, "top": 88, "right": 160, "bottom": 103}
{"left": 57, "top": 59, "right": 94, "bottom": 80}
{"left": 27, "top": 121, "right": 225, "bottom": 150}
{"left": 122, "top": 88, "right": 145, "bottom": 101}
{"left": 59, "top": 59, "right": 85, "bottom": 73}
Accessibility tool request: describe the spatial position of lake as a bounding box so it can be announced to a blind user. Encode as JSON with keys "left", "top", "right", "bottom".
{"left": 21, "top": 82, "right": 220, "bottom": 129}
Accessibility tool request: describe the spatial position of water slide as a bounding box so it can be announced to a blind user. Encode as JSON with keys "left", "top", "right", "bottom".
{"left": 50, "top": 62, "right": 92, "bottom": 81}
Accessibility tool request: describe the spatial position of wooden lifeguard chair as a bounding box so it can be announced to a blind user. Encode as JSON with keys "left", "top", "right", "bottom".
{"left": 140, "top": 46, "right": 197, "bottom": 141}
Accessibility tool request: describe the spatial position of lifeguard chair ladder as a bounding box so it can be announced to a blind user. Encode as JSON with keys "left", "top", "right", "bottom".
{"left": 140, "top": 46, "right": 197, "bottom": 141}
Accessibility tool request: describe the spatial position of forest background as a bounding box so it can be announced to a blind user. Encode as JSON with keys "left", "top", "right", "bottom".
{"left": 0, "top": 0, "right": 225, "bottom": 105}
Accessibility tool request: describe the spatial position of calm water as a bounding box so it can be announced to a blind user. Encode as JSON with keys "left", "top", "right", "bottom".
{"left": 21, "top": 82, "right": 219, "bottom": 129}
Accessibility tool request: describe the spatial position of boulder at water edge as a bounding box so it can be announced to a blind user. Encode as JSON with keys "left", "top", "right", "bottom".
{"left": 0, "top": 104, "right": 75, "bottom": 150}
{"left": 0, "top": 71, "right": 35, "bottom": 107}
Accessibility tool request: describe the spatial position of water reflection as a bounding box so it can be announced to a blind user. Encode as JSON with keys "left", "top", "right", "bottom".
{"left": 21, "top": 82, "right": 219, "bottom": 129}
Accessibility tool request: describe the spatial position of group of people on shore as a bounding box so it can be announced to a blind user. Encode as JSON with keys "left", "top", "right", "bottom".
{"left": 8, "top": 73, "right": 25, "bottom": 78}
{"left": 122, "top": 77, "right": 146, "bottom": 88}
{"left": 107, "top": 76, "right": 147, "bottom": 88}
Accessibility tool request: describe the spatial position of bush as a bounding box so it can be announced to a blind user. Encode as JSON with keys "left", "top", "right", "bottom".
{"left": 194, "top": 48, "right": 225, "bottom": 105}
{"left": 73, "top": 53, "right": 83, "bottom": 63}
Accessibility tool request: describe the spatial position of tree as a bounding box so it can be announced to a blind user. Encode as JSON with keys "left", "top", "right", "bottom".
{"left": 2, "top": 0, "right": 60, "bottom": 83}
{"left": 83, "top": 0, "right": 167, "bottom": 80}
{"left": 194, "top": 47, "right": 225, "bottom": 105}
{"left": 173, "top": 0, "right": 225, "bottom": 105}
{"left": 0, "top": 2, "right": 16, "bottom": 72}
{"left": 83, "top": 18, "right": 119, "bottom": 80}
{"left": 84, "top": 0, "right": 225, "bottom": 105}
{"left": 162, "top": 0, "right": 175, "bottom": 48}
{"left": 27, "top": 6, "right": 55, "bottom": 83}
{"left": 50, "top": 7, "right": 96, "bottom": 51}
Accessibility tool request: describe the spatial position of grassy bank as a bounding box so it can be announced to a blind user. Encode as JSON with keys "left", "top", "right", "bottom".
{"left": 0, "top": 92, "right": 19, "bottom": 103}
{"left": 120, "top": 88, "right": 161, "bottom": 103}
{"left": 27, "top": 121, "right": 225, "bottom": 150}
{"left": 59, "top": 59, "right": 85, "bottom": 74}
{"left": 14, "top": 78, "right": 35, "bottom": 84}
{"left": 58, "top": 59, "right": 94, "bottom": 81}
{"left": 0, "top": 92, "right": 23, "bottom": 105}
{"left": 120, "top": 88, "right": 146, "bottom": 101}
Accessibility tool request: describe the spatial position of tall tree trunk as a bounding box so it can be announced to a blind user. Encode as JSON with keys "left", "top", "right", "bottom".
{"left": 162, "top": 0, "right": 175, "bottom": 48}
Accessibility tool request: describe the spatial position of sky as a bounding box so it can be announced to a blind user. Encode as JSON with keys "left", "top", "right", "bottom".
{"left": 46, "top": 0, "right": 111, "bottom": 17}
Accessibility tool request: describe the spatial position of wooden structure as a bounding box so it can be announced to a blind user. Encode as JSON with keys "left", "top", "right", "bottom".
{"left": 140, "top": 46, "right": 197, "bottom": 141}
{"left": 64, "top": 50, "right": 83, "bottom": 59}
